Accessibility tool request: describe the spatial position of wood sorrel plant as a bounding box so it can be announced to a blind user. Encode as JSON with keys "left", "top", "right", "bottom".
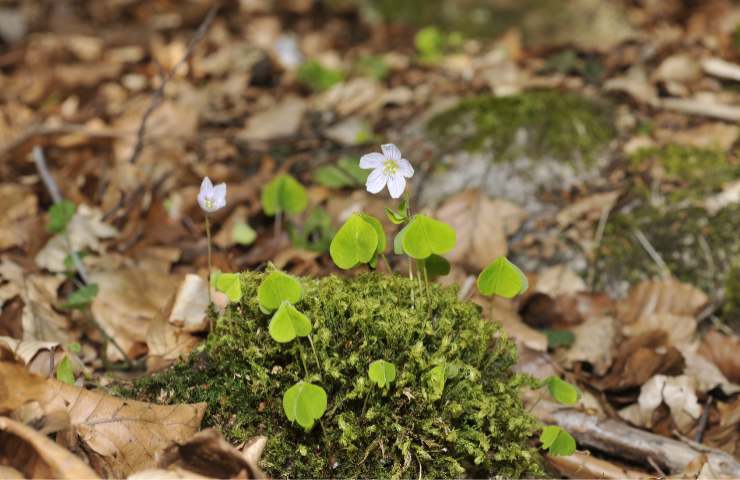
{"left": 198, "top": 176, "right": 227, "bottom": 311}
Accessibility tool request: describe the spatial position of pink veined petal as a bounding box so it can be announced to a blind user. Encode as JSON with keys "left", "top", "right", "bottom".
{"left": 200, "top": 176, "right": 214, "bottom": 195}
{"left": 212, "top": 183, "right": 227, "bottom": 208}
{"left": 397, "top": 158, "right": 414, "bottom": 178}
{"left": 381, "top": 143, "right": 402, "bottom": 161}
{"left": 365, "top": 169, "right": 387, "bottom": 194}
{"left": 387, "top": 174, "right": 406, "bottom": 199}
{"left": 359, "top": 152, "right": 386, "bottom": 169}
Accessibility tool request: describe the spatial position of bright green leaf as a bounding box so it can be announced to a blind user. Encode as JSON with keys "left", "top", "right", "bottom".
{"left": 368, "top": 359, "right": 396, "bottom": 388}
{"left": 427, "top": 364, "right": 446, "bottom": 400}
{"left": 385, "top": 207, "right": 406, "bottom": 225}
{"left": 402, "top": 215, "right": 456, "bottom": 259}
{"left": 477, "top": 257, "right": 528, "bottom": 298}
{"left": 282, "top": 381, "right": 328, "bottom": 430}
{"left": 62, "top": 284, "right": 99, "bottom": 310}
{"left": 545, "top": 376, "right": 580, "bottom": 406}
{"left": 67, "top": 342, "right": 81, "bottom": 353}
{"left": 269, "top": 302, "right": 312, "bottom": 343}
{"left": 56, "top": 356, "right": 75, "bottom": 384}
{"left": 48, "top": 200, "right": 76, "bottom": 234}
{"left": 262, "top": 174, "right": 308, "bottom": 216}
{"left": 313, "top": 157, "right": 368, "bottom": 189}
{"left": 233, "top": 223, "right": 257, "bottom": 246}
{"left": 329, "top": 213, "right": 378, "bottom": 270}
{"left": 544, "top": 329, "right": 575, "bottom": 349}
{"left": 215, "top": 273, "right": 242, "bottom": 302}
{"left": 358, "top": 213, "right": 386, "bottom": 256}
{"left": 540, "top": 425, "right": 576, "bottom": 456}
{"left": 415, "top": 26, "right": 444, "bottom": 62}
{"left": 297, "top": 60, "right": 344, "bottom": 92}
{"left": 393, "top": 223, "right": 409, "bottom": 254}
{"left": 258, "top": 271, "right": 302, "bottom": 312}
{"left": 424, "top": 254, "right": 451, "bottom": 279}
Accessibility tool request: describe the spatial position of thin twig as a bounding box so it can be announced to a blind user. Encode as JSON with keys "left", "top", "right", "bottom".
{"left": 634, "top": 229, "right": 670, "bottom": 277}
{"left": 695, "top": 396, "right": 713, "bottom": 444}
{"left": 647, "top": 456, "right": 666, "bottom": 478}
{"left": 587, "top": 204, "right": 611, "bottom": 289}
{"left": 127, "top": 3, "right": 220, "bottom": 165}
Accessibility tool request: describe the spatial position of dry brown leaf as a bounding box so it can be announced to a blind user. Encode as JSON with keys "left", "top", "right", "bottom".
{"left": 0, "top": 336, "right": 63, "bottom": 377}
{"left": 0, "top": 416, "right": 99, "bottom": 479}
{"left": 661, "top": 122, "right": 739, "bottom": 152}
{"left": 556, "top": 191, "right": 619, "bottom": 229}
{"left": 622, "top": 313, "right": 696, "bottom": 348}
{"left": 0, "top": 361, "right": 46, "bottom": 415}
{"left": 698, "top": 330, "right": 740, "bottom": 384}
{"left": 616, "top": 277, "right": 708, "bottom": 326}
{"left": 681, "top": 345, "right": 740, "bottom": 395}
{"left": 153, "top": 428, "right": 266, "bottom": 479}
{"left": 436, "top": 190, "right": 526, "bottom": 271}
{"left": 0, "top": 183, "right": 38, "bottom": 250}
{"left": 704, "top": 180, "right": 740, "bottom": 214}
{"left": 546, "top": 451, "right": 647, "bottom": 479}
{"left": 619, "top": 374, "right": 701, "bottom": 433}
{"left": 42, "top": 379, "right": 206, "bottom": 478}
{"left": 487, "top": 297, "right": 547, "bottom": 352}
{"left": 563, "top": 316, "right": 617, "bottom": 376}
{"left": 239, "top": 95, "right": 306, "bottom": 142}
{"left": 147, "top": 302, "right": 201, "bottom": 373}
{"left": 168, "top": 274, "right": 209, "bottom": 333}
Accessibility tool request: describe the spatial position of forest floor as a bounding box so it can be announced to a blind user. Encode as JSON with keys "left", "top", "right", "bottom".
{"left": 1, "top": 0, "right": 740, "bottom": 478}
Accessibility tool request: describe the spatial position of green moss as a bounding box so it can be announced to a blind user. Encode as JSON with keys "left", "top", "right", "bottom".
{"left": 128, "top": 272, "right": 541, "bottom": 478}
{"left": 595, "top": 145, "right": 740, "bottom": 296}
{"left": 723, "top": 262, "right": 740, "bottom": 332}
{"left": 426, "top": 90, "right": 614, "bottom": 165}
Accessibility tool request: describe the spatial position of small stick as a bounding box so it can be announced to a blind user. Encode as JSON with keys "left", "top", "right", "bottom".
{"left": 307, "top": 335, "right": 323, "bottom": 375}
{"left": 127, "top": 3, "right": 219, "bottom": 165}
{"left": 647, "top": 456, "right": 666, "bottom": 478}
{"left": 695, "top": 397, "right": 713, "bottom": 444}
{"left": 587, "top": 204, "right": 611, "bottom": 288}
{"left": 634, "top": 229, "right": 670, "bottom": 277}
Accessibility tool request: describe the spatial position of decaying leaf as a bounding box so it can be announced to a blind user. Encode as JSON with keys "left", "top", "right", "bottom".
{"left": 0, "top": 416, "right": 99, "bottom": 479}
{"left": 0, "top": 336, "right": 64, "bottom": 377}
{"left": 546, "top": 450, "right": 647, "bottom": 479}
{"left": 239, "top": 95, "right": 306, "bottom": 142}
{"left": 619, "top": 374, "right": 702, "bottom": 433}
{"left": 616, "top": 277, "right": 708, "bottom": 326}
{"left": 698, "top": 330, "right": 740, "bottom": 383}
{"left": 0, "top": 183, "right": 38, "bottom": 250}
{"left": 168, "top": 274, "right": 209, "bottom": 333}
{"left": 436, "top": 190, "right": 526, "bottom": 271}
{"left": 146, "top": 302, "right": 201, "bottom": 373}
{"left": 563, "top": 316, "right": 617, "bottom": 376}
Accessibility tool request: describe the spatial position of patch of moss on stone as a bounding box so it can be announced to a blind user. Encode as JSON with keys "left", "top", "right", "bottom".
{"left": 128, "top": 272, "right": 541, "bottom": 478}
{"left": 426, "top": 90, "right": 614, "bottom": 165}
{"left": 595, "top": 145, "right": 740, "bottom": 299}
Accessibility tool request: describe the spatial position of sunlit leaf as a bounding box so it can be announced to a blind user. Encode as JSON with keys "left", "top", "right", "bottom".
{"left": 56, "top": 356, "right": 75, "bottom": 384}
{"left": 269, "top": 302, "right": 312, "bottom": 343}
{"left": 477, "top": 257, "right": 528, "bottom": 298}
{"left": 540, "top": 425, "right": 576, "bottom": 456}
{"left": 48, "top": 200, "right": 76, "bottom": 234}
{"left": 262, "top": 174, "right": 308, "bottom": 216}
{"left": 402, "top": 214, "right": 456, "bottom": 259}
{"left": 257, "top": 271, "right": 302, "bottom": 313}
{"left": 283, "top": 381, "right": 328, "bottom": 430}
{"left": 329, "top": 213, "right": 378, "bottom": 270}
{"left": 545, "top": 376, "right": 580, "bottom": 406}
{"left": 233, "top": 223, "right": 257, "bottom": 246}
{"left": 215, "top": 273, "right": 242, "bottom": 303}
{"left": 368, "top": 359, "right": 396, "bottom": 388}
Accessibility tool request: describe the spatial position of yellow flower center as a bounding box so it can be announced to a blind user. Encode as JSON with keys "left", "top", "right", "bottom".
{"left": 383, "top": 159, "right": 399, "bottom": 176}
{"left": 205, "top": 197, "right": 214, "bottom": 209}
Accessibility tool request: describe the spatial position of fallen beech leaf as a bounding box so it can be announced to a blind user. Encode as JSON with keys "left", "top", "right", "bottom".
{"left": 147, "top": 303, "right": 201, "bottom": 373}
{"left": 0, "top": 416, "right": 99, "bottom": 479}
{"left": 0, "top": 336, "right": 63, "bottom": 377}
{"left": 486, "top": 297, "right": 547, "bottom": 352}
{"left": 546, "top": 450, "right": 647, "bottom": 479}
{"left": 556, "top": 191, "right": 619, "bottom": 229}
{"left": 621, "top": 375, "right": 701, "bottom": 433}
{"left": 42, "top": 379, "right": 206, "bottom": 478}
{"left": 616, "top": 277, "right": 708, "bottom": 326}
{"left": 622, "top": 313, "right": 696, "bottom": 348}
{"left": 0, "top": 361, "right": 46, "bottom": 414}
{"left": 0, "top": 183, "right": 37, "bottom": 250}
{"left": 436, "top": 190, "right": 526, "bottom": 271}
{"left": 698, "top": 330, "right": 740, "bottom": 383}
{"left": 239, "top": 95, "right": 306, "bottom": 142}
{"left": 681, "top": 345, "right": 740, "bottom": 395}
{"left": 563, "top": 316, "right": 617, "bottom": 376}
{"left": 168, "top": 274, "right": 209, "bottom": 333}
{"left": 155, "top": 428, "right": 266, "bottom": 479}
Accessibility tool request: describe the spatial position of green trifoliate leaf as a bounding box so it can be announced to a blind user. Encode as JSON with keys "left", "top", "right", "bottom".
{"left": 313, "top": 157, "right": 368, "bottom": 188}
{"left": 368, "top": 360, "right": 396, "bottom": 388}
{"left": 67, "top": 342, "right": 81, "bottom": 353}
{"left": 329, "top": 213, "right": 378, "bottom": 270}
{"left": 544, "top": 329, "right": 575, "bottom": 349}
{"left": 233, "top": 222, "right": 257, "bottom": 246}
{"left": 540, "top": 425, "right": 576, "bottom": 456}
{"left": 402, "top": 214, "right": 456, "bottom": 259}
{"left": 545, "top": 376, "right": 580, "bottom": 406}
{"left": 258, "top": 271, "right": 302, "bottom": 313}
{"left": 283, "top": 381, "right": 328, "bottom": 430}
{"left": 269, "top": 302, "right": 312, "bottom": 343}
{"left": 47, "top": 200, "right": 76, "bottom": 234}
{"left": 423, "top": 254, "right": 451, "bottom": 279}
{"left": 358, "top": 213, "right": 386, "bottom": 257}
{"left": 261, "top": 174, "right": 308, "bottom": 216}
{"left": 385, "top": 207, "right": 406, "bottom": 225}
{"left": 56, "top": 356, "right": 75, "bottom": 384}
{"left": 427, "top": 364, "right": 446, "bottom": 400}
{"left": 62, "top": 284, "right": 99, "bottom": 310}
{"left": 215, "top": 273, "right": 242, "bottom": 302}
{"left": 477, "top": 257, "right": 528, "bottom": 298}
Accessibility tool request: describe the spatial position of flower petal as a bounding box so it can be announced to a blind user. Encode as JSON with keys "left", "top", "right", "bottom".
{"left": 197, "top": 194, "right": 209, "bottom": 212}
{"left": 365, "top": 169, "right": 387, "bottom": 194}
{"left": 387, "top": 174, "right": 406, "bottom": 199}
{"left": 212, "top": 183, "right": 227, "bottom": 209}
{"left": 397, "top": 158, "right": 414, "bottom": 178}
{"left": 359, "top": 152, "right": 385, "bottom": 170}
{"left": 381, "top": 143, "right": 402, "bottom": 161}
{"left": 200, "top": 177, "right": 214, "bottom": 194}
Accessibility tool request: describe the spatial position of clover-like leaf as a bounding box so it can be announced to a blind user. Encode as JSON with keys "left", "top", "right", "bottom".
{"left": 48, "top": 200, "right": 76, "bottom": 234}
{"left": 423, "top": 254, "right": 451, "bottom": 279}
{"left": 258, "top": 271, "right": 302, "bottom": 313}
{"left": 427, "top": 364, "right": 446, "bottom": 400}
{"left": 402, "top": 214, "right": 456, "bottom": 259}
{"left": 62, "top": 284, "right": 99, "bottom": 310}
{"left": 56, "top": 355, "right": 75, "bottom": 384}
{"left": 269, "top": 302, "right": 312, "bottom": 343}
{"left": 262, "top": 174, "right": 308, "bottom": 216}
{"left": 283, "top": 381, "right": 328, "bottom": 430}
{"left": 477, "top": 256, "right": 528, "bottom": 298}
{"left": 358, "top": 213, "right": 386, "bottom": 257}
{"left": 215, "top": 273, "right": 242, "bottom": 303}
{"left": 545, "top": 376, "right": 580, "bottom": 406}
{"left": 540, "top": 425, "right": 576, "bottom": 456}
{"left": 329, "top": 213, "right": 378, "bottom": 270}
{"left": 233, "top": 222, "right": 257, "bottom": 246}
{"left": 368, "top": 360, "right": 396, "bottom": 388}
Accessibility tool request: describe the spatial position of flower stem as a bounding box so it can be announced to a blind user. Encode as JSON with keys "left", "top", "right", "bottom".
{"left": 298, "top": 343, "right": 310, "bottom": 378}
{"left": 205, "top": 214, "right": 213, "bottom": 331}
{"left": 408, "top": 259, "right": 416, "bottom": 307}
{"left": 308, "top": 334, "right": 323, "bottom": 375}
{"left": 274, "top": 211, "right": 283, "bottom": 238}
{"left": 381, "top": 254, "right": 392, "bottom": 273}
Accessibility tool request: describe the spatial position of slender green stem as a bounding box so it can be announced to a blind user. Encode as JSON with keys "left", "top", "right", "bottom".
{"left": 408, "top": 259, "right": 415, "bottom": 307}
{"left": 307, "top": 335, "right": 323, "bottom": 375}
{"left": 298, "top": 343, "right": 310, "bottom": 378}
{"left": 420, "top": 259, "right": 431, "bottom": 315}
{"left": 274, "top": 211, "right": 283, "bottom": 238}
{"left": 205, "top": 214, "right": 213, "bottom": 332}
{"left": 381, "top": 254, "right": 392, "bottom": 273}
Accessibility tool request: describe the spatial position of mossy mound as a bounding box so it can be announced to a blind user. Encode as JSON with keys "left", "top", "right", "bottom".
{"left": 130, "top": 272, "right": 541, "bottom": 478}
{"left": 426, "top": 90, "right": 614, "bottom": 165}
{"left": 596, "top": 145, "right": 740, "bottom": 313}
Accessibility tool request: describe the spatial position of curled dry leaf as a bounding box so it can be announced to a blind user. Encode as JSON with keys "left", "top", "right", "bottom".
{"left": 563, "top": 316, "right": 617, "bottom": 376}
{"left": 168, "top": 274, "right": 209, "bottom": 333}
{"left": 0, "top": 416, "right": 99, "bottom": 479}
{"left": 616, "top": 277, "right": 708, "bottom": 326}
{"left": 436, "top": 189, "right": 526, "bottom": 271}
{"left": 619, "top": 374, "right": 702, "bottom": 433}
{"left": 147, "top": 297, "right": 201, "bottom": 373}
{"left": 698, "top": 330, "right": 740, "bottom": 383}
{"left": 546, "top": 450, "right": 647, "bottom": 479}
{"left": 0, "top": 336, "right": 64, "bottom": 377}
{"left": 622, "top": 313, "right": 696, "bottom": 349}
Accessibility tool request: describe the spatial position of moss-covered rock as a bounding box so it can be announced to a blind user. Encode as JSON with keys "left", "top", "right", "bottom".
{"left": 427, "top": 90, "right": 614, "bottom": 165}
{"left": 595, "top": 145, "right": 740, "bottom": 300}
{"left": 129, "top": 272, "right": 541, "bottom": 478}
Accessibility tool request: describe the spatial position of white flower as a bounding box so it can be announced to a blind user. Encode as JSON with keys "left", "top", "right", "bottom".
{"left": 197, "top": 177, "right": 227, "bottom": 213}
{"left": 359, "top": 144, "right": 414, "bottom": 199}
